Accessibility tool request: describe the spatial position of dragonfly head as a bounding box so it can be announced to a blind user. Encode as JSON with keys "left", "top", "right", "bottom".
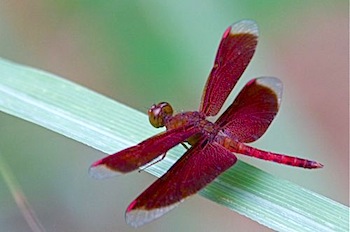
{"left": 148, "top": 102, "right": 173, "bottom": 128}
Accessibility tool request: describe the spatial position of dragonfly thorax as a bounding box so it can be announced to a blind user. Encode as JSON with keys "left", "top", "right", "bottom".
{"left": 148, "top": 102, "right": 174, "bottom": 128}
{"left": 164, "top": 110, "right": 219, "bottom": 145}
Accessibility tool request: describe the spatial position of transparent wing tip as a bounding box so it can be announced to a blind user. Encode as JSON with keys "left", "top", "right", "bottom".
{"left": 88, "top": 160, "right": 121, "bottom": 179}
{"left": 230, "top": 19, "right": 259, "bottom": 37}
{"left": 125, "top": 202, "right": 179, "bottom": 228}
{"left": 256, "top": 77, "right": 283, "bottom": 105}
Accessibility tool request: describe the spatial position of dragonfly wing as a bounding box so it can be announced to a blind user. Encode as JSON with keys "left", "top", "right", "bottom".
{"left": 216, "top": 77, "right": 282, "bottom": 143}
{"left": 200, "top": 20, "right": 259, "bottom": 116}
{"left": 125, "top": 140, "right": 237, "bottom": 227}
{"left": 89, "top": 125, "right": 200, "bottom": 179}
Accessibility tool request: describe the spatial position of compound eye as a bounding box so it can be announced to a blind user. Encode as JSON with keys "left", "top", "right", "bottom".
{"left": 148, "top": 104, "right": 161, "bottom": 128}
{"left": 159, "top": 102, "right": 173, "bottom": 117}
{"left": 148, "top": 102, "right": 173, "bottom": 128}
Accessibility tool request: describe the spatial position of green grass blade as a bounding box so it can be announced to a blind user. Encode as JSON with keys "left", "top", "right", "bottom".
{"left": 0, "top": 152, "right": 46, "bottom": 232}
{"left": 0, "top": 58, "right": 348, "bottom": 231}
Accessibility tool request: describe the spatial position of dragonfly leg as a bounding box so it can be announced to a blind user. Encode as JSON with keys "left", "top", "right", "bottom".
{"left": 180, "top": 142, "right": 190, "bottom": 150}
{"left": 138, "top": 153, "right": 167, "bottom": 173}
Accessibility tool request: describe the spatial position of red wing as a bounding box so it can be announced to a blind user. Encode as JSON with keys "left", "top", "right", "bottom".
{"left": 216, "top": 77, "right": 282, "bottom": 143}
{"left": 125, "top": 140, "right": 237, "bottom": 227}
{"left": 89, "top": 125, "right": 200, "bottom": 179}
{"left": 200, "top": 20, "right": 259, "bottom": 116}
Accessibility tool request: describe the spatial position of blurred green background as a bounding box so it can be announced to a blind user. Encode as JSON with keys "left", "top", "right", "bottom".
{"left": 0, "top": 1, "right": 348, "bottom": 231}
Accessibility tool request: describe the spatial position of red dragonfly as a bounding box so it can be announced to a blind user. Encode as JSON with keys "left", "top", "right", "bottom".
{"left": 89, "top": 20, "right": 323, "bottom": 227}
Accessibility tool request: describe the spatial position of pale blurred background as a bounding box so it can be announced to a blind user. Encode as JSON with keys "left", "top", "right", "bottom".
{"left": 0, "top": 1, "right": 348, "bottom": 232}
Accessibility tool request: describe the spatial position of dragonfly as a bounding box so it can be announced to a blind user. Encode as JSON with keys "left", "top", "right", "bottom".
{"left": 89, "top": 19, "right": 323, "bottom": 228}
